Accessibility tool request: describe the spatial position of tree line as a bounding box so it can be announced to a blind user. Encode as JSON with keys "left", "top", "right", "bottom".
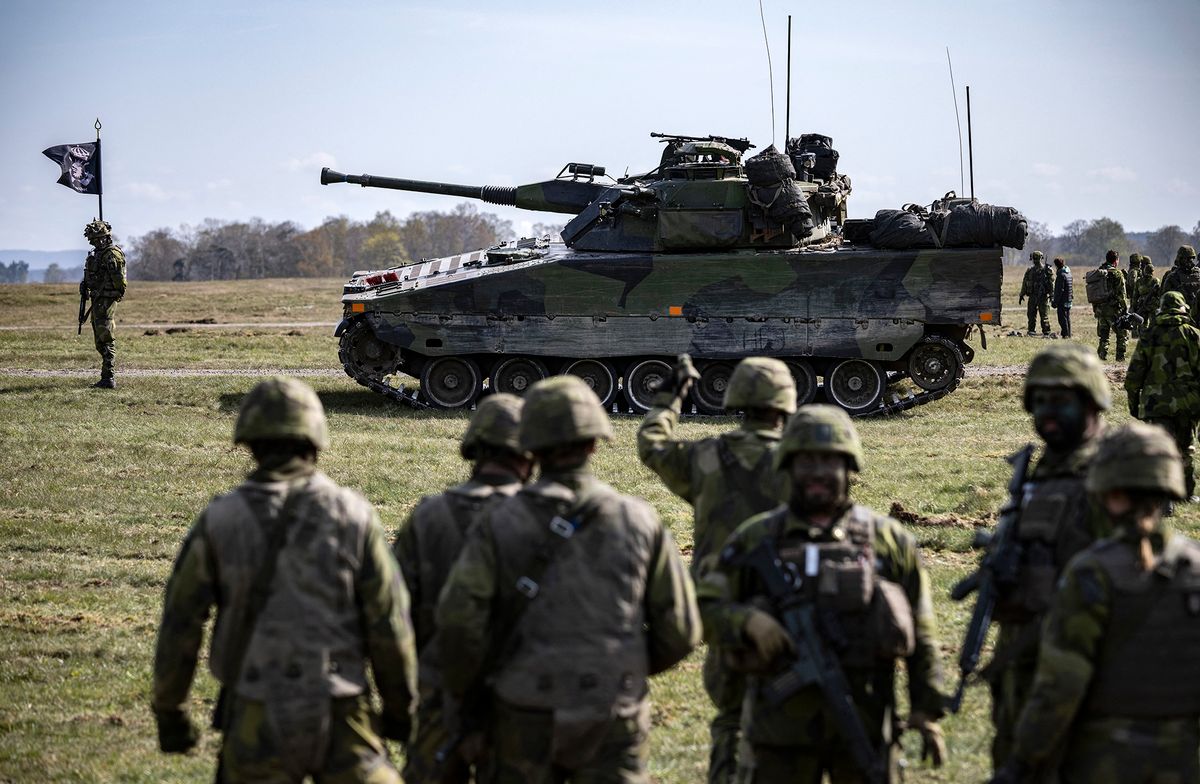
{"left": 0, "top": 261, "right": 30, "bottom": 283}
{"left": 1006, "top": 218, "right": 1200, "bottom": 267}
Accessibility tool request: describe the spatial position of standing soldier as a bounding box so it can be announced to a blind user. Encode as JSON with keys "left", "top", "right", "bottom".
{"left": 991, "top": 422, "right": 1200, "bottom": 783}
{"left": 81, "top": 219, "right": 126, "bottom": 388}
{"left": 436, "top": 375, "right": 701, "bottom": 783}
{"left": 152, "top": 377, "right": 417, "bottom": 783}
{"left": 698, "top": 405, "right": 947, "bottom": 782}
{"left": 1161, "top": 244, "right": 1200, "bottom": 314}
{"left": 1132, "top": 254, "right": 1161, "bottom": 328}
{"left": 1050, "top": 257, "right": 1073, "bottom": 338}
{"left": 1124, "top": 253, "right": 1142, "bottom": 337}
{"left": 394, "top": 394, "right": 532, "bottom": 784}
{"left": 981, "top": 343, "right": 1111, "bottom": 775}
{"left": 1125, "top": 290, "right": 1200, "bottom": 502}
{"left": 637, "top": 355, "right": 796, "bottom": 784}
{"left": 1086, "top": 249, "right": 1130, "bottom": 361}
{"left": 1019, "top": 251, "right": 1054, "bottom": 336}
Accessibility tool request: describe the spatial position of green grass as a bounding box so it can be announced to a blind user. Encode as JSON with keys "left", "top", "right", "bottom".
{"left": 0, "top": 273, "right": 1186, "bottom": 783}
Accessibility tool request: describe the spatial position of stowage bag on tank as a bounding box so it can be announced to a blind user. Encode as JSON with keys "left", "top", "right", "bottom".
{"left": 745, "top": 145, "right": 815, "bottom": 239}
{"left": 939, "top": 203, "right": 1028, "bottom": 250}
{"left": 868, "top": 209, "right": 936, "bottom": 249}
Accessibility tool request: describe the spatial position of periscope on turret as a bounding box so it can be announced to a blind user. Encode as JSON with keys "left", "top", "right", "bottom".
{"left": 324, "top": 132, "right": 1025, "bottom": 417}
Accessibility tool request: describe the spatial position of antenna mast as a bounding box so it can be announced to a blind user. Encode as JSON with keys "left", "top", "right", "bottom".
{"left": 967, "top": 85, "right": 975, "bottom": 200}
{"left": 785, "top": 15, "right": 792, "bottom": 145}
{"left": 758, "top": 0, "right": 775, "bottom": 146}
{"left": 946, "top": 48, "right": 964, "bottom": 197}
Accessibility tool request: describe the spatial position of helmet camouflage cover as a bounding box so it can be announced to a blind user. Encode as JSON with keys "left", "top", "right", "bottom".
{"left": 1023, "top": 343, "right": 1112, "bottom": 412}
{"left": 1086, "top": 421, "right": 1185, "bottom": 499}
{"left": 1160, "top": 290, "right": 1189, "bottom": 314}
{"left": 234, "top": 376, "right": 330, "bottom": 450}
{"left": 1029, "top": 250, "right": 1044, "bottom": 261}
{"left": 1177, "top": 245, "right": 1198, "bottom": 263}
{"left": 518, "top": 375, "right": 613, "bottom": 453}
{"left": 773, "top": 403, "right": 864, "bottom": 472}
{"left": 461, "top": 392, "right": 525, "bottom": 460}
{"left": 723, "top": 356, "right": 798, "bottom": 414}
{"left": 83, "top": 219, "right": 112, "bottom": 240}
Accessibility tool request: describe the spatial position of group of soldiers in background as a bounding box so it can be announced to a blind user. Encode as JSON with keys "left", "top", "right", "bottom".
{"left": 151, "top": 338, "right": 1200, "bottom": 783}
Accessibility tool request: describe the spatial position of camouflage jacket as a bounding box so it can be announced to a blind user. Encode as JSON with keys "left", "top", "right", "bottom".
{"left": 1021, "top": 264, "right": 1053, "bottom": 300}
{"left": 1051, "top": 265, "right": 1073, "bottom": 308}
{"left": 1091, "top": 263, "right": 1129, "bottom": 315}
{"left": 1132, "top": 267, "right": 1161, "bottom": 315}
{"left": 1010, "top": 529, "right": 1200, "bottom": 769}
{"left": 435, "top": 468, "right": 701, "bottom": 705}
{"left": 1123, "top": 266, "right": 1138, "bottom": 302}
{"left": 85, "top": 244, "right": 126, "bottom": 300}
{"left": 637, "top": 391, "right": 786, "bottom": 571}
{"left": 697, "top": 503, "right": 945, "bottom": 746}
{"left": 152, "top": 460, "right": 417, "bottom": 725}
{"left": 1124, "top": 307, "right": 1200, "bottom": 419}
{"left": 394, "top": 470, "right": 523, "bottom": 690}
{"left": 1161, "top": 265, "right": 1200, "bottom": 314}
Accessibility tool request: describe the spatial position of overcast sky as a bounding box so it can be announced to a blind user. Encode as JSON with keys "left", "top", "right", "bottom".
{"left": 2, "top": 0, "right": 1197, "bottom": 251}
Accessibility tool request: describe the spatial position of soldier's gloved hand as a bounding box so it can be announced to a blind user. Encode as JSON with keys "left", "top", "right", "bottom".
{"left": 155, "top": 709, "right": 199, "bottom": 754}
{"left": 1018, "top": 295, "right": 1025, "bottom": 304}
{"left": 907, "top": 711, "right": 946, "bottom": 768}
{"left": 380, "top": 710, "right": 412, "bottom": 744}
{"left": 653, "top": 354, "right": 700, "bottom": 403}
{"left": 742, "top": 609, "right": 793, "bottom": 662}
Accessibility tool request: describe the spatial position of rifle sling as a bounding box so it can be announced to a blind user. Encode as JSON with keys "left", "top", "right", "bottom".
{"left": 212, "top": 476, "right": 312, "bottom": 730}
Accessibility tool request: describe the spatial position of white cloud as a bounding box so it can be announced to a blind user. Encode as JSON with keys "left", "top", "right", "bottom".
{"left": 1088, "top": 166, "right": 1136, "bottom": 183}
{"left": 1032, "top": 162, "right": 1061, "bottom": 177}
{"left": 284, "top": 152, "right": 337, "bottom": 172}
{"left": 124, "top": 182, "right": 174, "bottom": 202}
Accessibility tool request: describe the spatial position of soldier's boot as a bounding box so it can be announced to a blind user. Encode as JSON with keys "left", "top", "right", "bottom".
{"left": 94, "top": 355, "right": 115, "bottom": 389}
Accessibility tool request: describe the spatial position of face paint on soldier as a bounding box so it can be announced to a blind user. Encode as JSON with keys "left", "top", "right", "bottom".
{"left": 1031, "top": 388, "right": 1094, "bottom": 451}
{"left": 786, "top": 452, "right": 848, "bottom": 521}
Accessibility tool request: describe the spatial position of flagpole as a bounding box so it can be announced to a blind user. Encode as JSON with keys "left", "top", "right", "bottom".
{"left": 94, "top": 118, "right": 103, "bottom": 221}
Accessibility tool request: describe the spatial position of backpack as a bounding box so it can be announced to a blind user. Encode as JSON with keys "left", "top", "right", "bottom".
{"left": 1085, "top": 268, "right": 1113, "bottom": 304}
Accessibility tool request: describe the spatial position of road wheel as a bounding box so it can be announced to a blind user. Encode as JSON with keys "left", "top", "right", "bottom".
{"left": 907, "top": 337, "right": 965, "bottom": 391}
{"left": 564, "top": 359, "right": 618, "bottom": 408}
{"left": 692, "top": 361, "right": 735, "bottom": 414}
{"left": 825, "top": 359, "right": 885, "bottom": 414}
{"left": 420, "top": 357, "right": 481, "bottom": 409}
{"left": 785, "top": 359, "right": 819, "bottom": 407}
{"left": 623, "top": 358, "right": 672, "bottom": 414}
{"left": 491, "top": 356, "right": 549, "bottom": 396}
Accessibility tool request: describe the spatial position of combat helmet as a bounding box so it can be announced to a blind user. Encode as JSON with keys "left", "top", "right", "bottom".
{"left": 1086, "top": 421, "right": 1185, "bottom": 500}
{"left": 519, "top": 375, "right": 613, "bottom": 453}
{"left": 83, "top": 219, "right": 112, "bottom": 241}
{"left": 1177, "top": 245, "right": 1197, "bottom": 268}
{"left": 1029, "top": 251, "right": 1044, "bottom": 262}
{"left": 1160, "top": 290, "right": 1189, "bottom": 315}
{"left": 461, "top": 393, "right": 525, "bottom": 460}
{"left": 773, "top": 404, "right": 864, "bottom": 472}
{"left": 723, "top": 357, "right": 798, "bottom": 414}
{"left": 1023, "top": 343, "right": 1112, "bottom": 412}
{"left": 234, "top": 376, "right": 329, "bottom": 451}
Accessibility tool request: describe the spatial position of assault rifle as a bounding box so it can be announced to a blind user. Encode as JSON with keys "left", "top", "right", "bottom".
{"left": 946, "top": 443, "right": 1035, "bottom": 713}
{"left": 730, "top": 535, "right": 887, "bottom": 784}
{"left": 77, "top": 268, "right": 91, "bottom": 336}
{"left": 1114, "top": 310, "right": 1144, "bottom": 333}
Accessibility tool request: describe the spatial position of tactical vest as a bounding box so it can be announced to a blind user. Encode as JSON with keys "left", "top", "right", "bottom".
{"left": 691, "top": 434, "right": 784, "bottom": 568}
{"left": 85, "top": 245, "right": 126, "bottom": 299}
{"left": 491, "top": 484, "right": 655, "bottom": 719}
{"left": 773, "top": 506, "right": 916, "bottom": 670}
{"left": 994, "top": 472, "right": 1094, "bottom": 623}
{"left": 1085, "top": 536, "right": 1200, "bottom": 718}
{"left": 203, "top": 472, "right": 376, "bottom": 702}
{"left": 410, "top": 479, "right": 518, "bottom": 687}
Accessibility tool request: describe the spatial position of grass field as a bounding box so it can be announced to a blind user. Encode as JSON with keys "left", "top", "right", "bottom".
{"left": 1, "top": 268, "right": 1193, "bottom": 783}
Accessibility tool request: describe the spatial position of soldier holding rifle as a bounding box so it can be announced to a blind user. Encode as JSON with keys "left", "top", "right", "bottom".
{"left": 81, "top": 219, "right": 126, "bottom": 388}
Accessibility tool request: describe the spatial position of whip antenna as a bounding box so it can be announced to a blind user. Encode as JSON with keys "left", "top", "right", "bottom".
{"left": 946, "top": 47, "right": 965, "bottom": 196}
{"left": 785, "top": 15, "right": 792, "bottom": 145}
{"left": 758, "top": 0, "right": 775, "bottom": 146}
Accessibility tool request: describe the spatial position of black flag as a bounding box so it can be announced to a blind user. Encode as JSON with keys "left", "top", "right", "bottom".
{"left": 42, "top": 140, "right": 102, "bottom": 195}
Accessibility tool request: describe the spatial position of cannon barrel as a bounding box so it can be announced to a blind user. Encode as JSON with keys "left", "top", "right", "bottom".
{"left": 320, "top": 167, "right": 608, "bottom": 215}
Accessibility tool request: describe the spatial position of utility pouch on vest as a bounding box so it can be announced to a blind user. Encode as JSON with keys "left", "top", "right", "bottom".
{"left": 550, "top": 703, "right": 612, "bottom": 769}
{"left": 870, "top": 580, "right": 916, "bottom": 659}
{"left": 818, "top": 559, "right": 873, "bottom": 614}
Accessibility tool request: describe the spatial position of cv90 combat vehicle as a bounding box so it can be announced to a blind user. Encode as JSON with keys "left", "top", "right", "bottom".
{"left": 324, "top": 132, "right": 1023, "bottom": 416}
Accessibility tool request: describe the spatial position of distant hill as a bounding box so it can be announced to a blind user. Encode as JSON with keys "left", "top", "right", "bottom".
{"left": 0, "top": 249, "right": 88, "bottom": 282}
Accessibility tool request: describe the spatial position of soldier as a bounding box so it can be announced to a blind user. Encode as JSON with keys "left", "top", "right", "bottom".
{"left": 1050, "top": 257, "right": 1073, "bottom": 338}
{"left": 637, "top": 355, "right": 795, "bottom": 784}
{"left": 152, "top": 377, "right": 417, "bottom": 783}
{"left": 983, "top": 343, "right": 1111, "bottom": 775}
{"left": 1125, "top": 290, "right": 1200, "bottom": 502}
{"left": 1019, "top": 250, "right": 1054, "bottom": 336}
{"left": 991, "top": 422, "right": 1200, "bottom": 783}
{"left": 1161, "top": 244, "right": 1200, "bottom": 314}
{"left": 698, "top": 405, "right": 947, "bottom": 782}
{"left": 81, "top": 219, "right": 127, "bottom": 388}
{"left": 1123, "top": 253, "right": 1142, "bottom": 337}
{"left": 436, "top": 375, "right": 701, "bottom": 783}
{"left": 1089, "top": 249, "right": 1130, "bottom": 361}
{"left": 1132, "top": 254, "right": 1161, "bottom": 328}
{"left": 394, "top": 394, "right": 532, "bottom": 783}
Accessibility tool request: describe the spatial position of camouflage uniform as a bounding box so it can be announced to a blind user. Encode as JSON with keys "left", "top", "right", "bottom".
{"left": 1132, "top": 256, "right": 1161, "bottom": 327}
{"left": 985, "top": 344, "right": 1112, "bottom": 773}
{"left": 1161, "top": 245, "right": 1200, "bottom": 315}
{"left": 1051, "top": 260, "right": 1073, "bottom": 338}
{"left": 698, "top": 406, "right": 946, "bottom": 783}
{"left": 637, "top": 357, "right": 795, "bottom": 784}
{"left": 1091, "top": 255, "right": 1130, "bottom": 361}
{"left": 999, "top": 423, "right": 1199, "bottom": 784}
{"left": 82, "top": 220, "right": 127, "bottom": 388}
{"left": 437, "top": 376, "right": 701, "bottom": 784}
{"left": 394, "top": 394, "right": 528, "bottom": 784}
{"left": 1125, "top": 291, "right": 1200, "bottom": 499}
{"left": 152, "top": 378, "right": 416, "bottom": 783}
{"left": 1020, "top": 252, "right": 1054, "bottom": 335}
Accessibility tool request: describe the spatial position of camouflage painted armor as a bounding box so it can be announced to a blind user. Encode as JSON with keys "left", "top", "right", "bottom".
{"left": 1125, "top": 292, "right": 1200, "bottom": 497}
{"left": 1132, "top": 258, "right": 1161, "bottom": 324}
{"left": 153, "top": 466, "right": 417, "bottom": 782}
{"left": 1090, "top": 261, "right": 1129, "bottom": 361}
{"left": 1009, "top": 531, "right": 1200, "bottom": 782}
{"left": 698, "top": 504, "right": 944, "bottom": 783}
{"left": 435, "top": 467, "right": 700, "bottom": 783}
{"left": 1020, "top": 259, "right": 1053, "bottom": 334}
